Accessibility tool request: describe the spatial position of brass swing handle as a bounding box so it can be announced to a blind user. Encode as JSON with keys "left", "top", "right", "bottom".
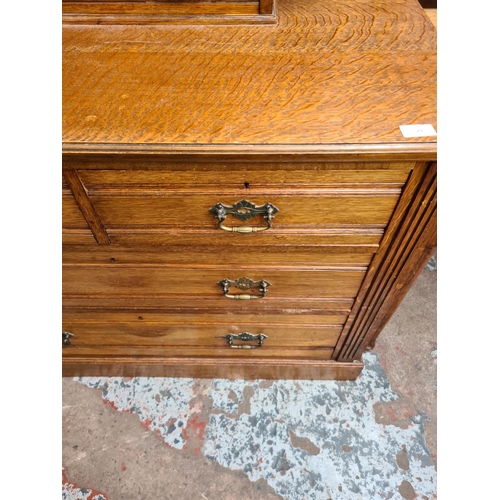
{"left": 209, "top": 200, "right": 279, "bottom": 233}
{"left": 218, "top": 277, "right": 271, "bottom": 300}
{"left": 224, "top": 332, "right": 267, "bottom": 349}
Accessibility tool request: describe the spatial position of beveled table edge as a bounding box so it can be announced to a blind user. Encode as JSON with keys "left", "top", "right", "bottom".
{"left": 62, "top": 142, "right": 437, "bottom": 162}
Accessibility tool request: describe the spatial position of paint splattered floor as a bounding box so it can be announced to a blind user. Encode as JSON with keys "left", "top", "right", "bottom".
{"left": 62, "top": 267, "right": 437, "bottom": 500}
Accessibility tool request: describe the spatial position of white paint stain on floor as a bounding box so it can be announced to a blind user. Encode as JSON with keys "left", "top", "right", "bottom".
{"left": 75, "top": 353, "right": 437, "bottom": 500}
{"left": 62, "top": 468, "right": 108, "bottom": 500}
{"left": 62, "top": 489, "right": 107, "bottom": 500}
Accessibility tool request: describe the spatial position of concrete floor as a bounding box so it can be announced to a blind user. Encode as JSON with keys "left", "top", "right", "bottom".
{"left": 62, "top": 261, "right": 437, "bottom": 500}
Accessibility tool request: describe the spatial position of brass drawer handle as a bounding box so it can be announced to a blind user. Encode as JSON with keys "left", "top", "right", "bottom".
{"left": 62, "top": 332, "right": 74, "bottom": 346}
{"left": 224, "top": 332, "right": 267, "bottom": 349}
{"left": 209, "top": 199, "right": 279, "bottom": 233}
{"left": 218, "top": 277, "right": 271, "bottom": 300}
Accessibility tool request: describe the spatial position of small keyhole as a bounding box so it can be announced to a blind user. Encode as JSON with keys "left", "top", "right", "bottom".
{"left": 138, "top": 316, "right": 143, "bottom": 320}
{"left": 110, "top": 257, "right": 116, "bottom": 263}
{"left": 244, "top": 182, "right": 250, "bottom": 189}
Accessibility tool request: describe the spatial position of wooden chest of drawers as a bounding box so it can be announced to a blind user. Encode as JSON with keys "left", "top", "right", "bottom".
{"left": 62, "top": 0, "right": 437, "bottom": 380}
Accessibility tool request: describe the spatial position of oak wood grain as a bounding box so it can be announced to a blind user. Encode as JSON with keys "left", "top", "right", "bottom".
{"left": 63, "top": 145, "right": 437, "bottom": 162}
{"left": 62, "top": 0, "right": 436, "bottom": 153}
{"left": 62, "top": 246, "right": 374, "bottom": 266}
{"left": 63, "top": 170, "right": 110, "bottom": 244}
{"left": 62, "top": 229, "right": 99, "bottom": 245}
{"left": 62, "top": 195, "right": 91, "bottom": 229}
{"left": 63, "top": 14, "right": 277, "bottom": 26}
{"left": 62, "top": 296, "right": 355, "bottom": 313}
{"left": 63, "top": 346, "right": 334, "bottom": 359}
{"left": 64, "top": 1, "right": 258, "bottom": 13}
{"left": 78, "top": 168, "right": 412, "bottom": 188}
{"left": 64, "top": 156, "right": 427, "bottom": 168}
{"left": 63, "top": 311, "right": 349, "bottom": 325}
{"left": 62, "top": 0, "right": 277, "bottom": 25}
{"left": 335, "top": 162, "right": 437, "bottom": 361}
{"left": 259, "top": 0, "right": 273, "bottom": 14}
{"left": 89, "top": 193, "right": 400, "bottom": 229}
{"left": 345, "top": 166, "right": 437, "bottom": 359}
{"left": 62, "top": 266, "right": 366, "bottom": 299}
{"left": 61, "top": 323, "right": 343, "bottom": 348}
{"left": 66, "top": 0, "right": 253, "bottom": 3}
{"left": 62, "top": 357, "right": 364, "bottom": 379}
{"left": 358, "top": 208, "right": 436, "bottom": 357}
{"left": 98, "top": 230, "right": 384, "bottom": 248}
{"left": 62, "top": 0, "right": 437, "bottom": 379}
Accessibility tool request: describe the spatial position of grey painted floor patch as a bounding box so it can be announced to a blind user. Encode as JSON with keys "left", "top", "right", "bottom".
{"left": 76, "top": 353, "right": 437, "bottom": 499}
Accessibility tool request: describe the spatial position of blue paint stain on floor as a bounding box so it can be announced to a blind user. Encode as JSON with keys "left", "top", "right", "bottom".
{"left": 76, "top": 353, "right": 437, "bottom": 500}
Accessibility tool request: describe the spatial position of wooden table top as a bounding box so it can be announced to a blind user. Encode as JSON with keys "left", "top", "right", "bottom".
{"left": 62, "top": 0, "right": 437, "bottom": 157}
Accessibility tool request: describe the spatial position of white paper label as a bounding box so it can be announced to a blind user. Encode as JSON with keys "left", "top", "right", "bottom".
{"left": 399, "top": 124, "right": 437, "bottom": 138}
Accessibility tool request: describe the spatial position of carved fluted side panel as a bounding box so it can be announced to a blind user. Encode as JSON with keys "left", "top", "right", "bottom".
{"left": 335, "top": 162, "right": 437, "bottom": 361}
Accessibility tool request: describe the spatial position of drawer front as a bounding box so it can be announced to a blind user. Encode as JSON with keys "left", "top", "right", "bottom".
{"left": 62, "top": 163, "right": 416, "bottom": 368}
{"left": 89, "top": 193, "right": 399, "bottom": 229}
{"left": 62, "top": 266, "right": 366, "bottom": 300}
{"left": 76, "top": 167, "right": 407, "bottom": 231}
{"left": 63, "top": 311, "right": 349, "bottom": 325}
{"left": 62, "top": 322, "right": 342, "bottom": 348}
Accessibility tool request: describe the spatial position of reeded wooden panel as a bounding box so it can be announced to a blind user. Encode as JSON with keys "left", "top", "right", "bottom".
{"left": 61, "top": 322, "right": 343, "bottom": 348}
{"left": 89, "top": 194, "right": 400, "bottom": 228}
{"left": 337, "top": 162, "right": 437, "bottom": 361}
{"left": 62, "top": 267, "right": 366, "bottom": 299}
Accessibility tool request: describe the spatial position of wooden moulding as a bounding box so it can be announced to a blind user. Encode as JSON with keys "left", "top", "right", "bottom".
{"left": 62, "top": 357, "right": 364, "bottom": 380}
{"left": 62, "top": 0, "right": 277, "bottom": 25}
{"left": 77, "top": 167, "right": 413, "bottom": 186}
{"left": 61, "top": 145, "right": 437, "bottom": 163}
{"left": 62, "top": 246, "right": 376, "bottom": 266}
{"left": 63, "top": 170, "right": 110, "bottom": 245}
